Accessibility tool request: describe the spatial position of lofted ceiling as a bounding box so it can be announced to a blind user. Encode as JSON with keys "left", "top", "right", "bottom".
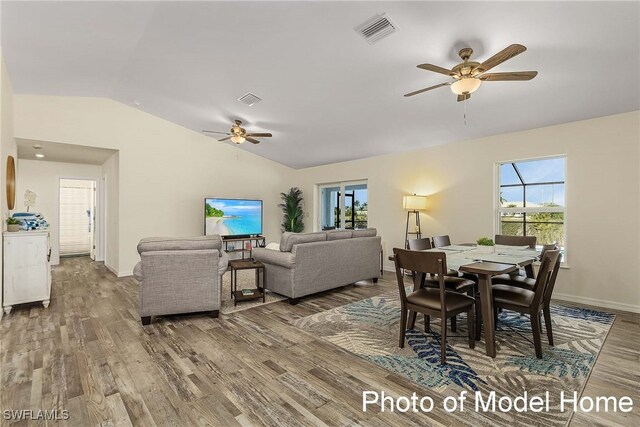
{"left": 2, "top": 1, "right": 639, "bottom": 169}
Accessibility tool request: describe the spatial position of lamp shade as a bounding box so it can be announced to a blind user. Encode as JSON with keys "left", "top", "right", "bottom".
{"left": 403, "top": 194, "right": 428, "bottom": 211}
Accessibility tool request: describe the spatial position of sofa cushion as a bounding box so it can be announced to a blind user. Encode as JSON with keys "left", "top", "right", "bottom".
{"left": 352, "top": 228, "right": 377, "bottom": 238}
{"left": 326, "top": 230, "right": 353, "bottom": 241}
{"left": 137, "top": 235, "right": 222, "bottom": 254}
{"left": 280, "top": 231, "right": 326, "bottom": 252}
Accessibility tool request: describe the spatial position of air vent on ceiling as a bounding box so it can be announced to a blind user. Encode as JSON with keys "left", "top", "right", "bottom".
{"left": 237, "top": 92, "right": 262, "bottom": 106}
{"left": 355, "top": 13, "right": 398, "bottom": 45}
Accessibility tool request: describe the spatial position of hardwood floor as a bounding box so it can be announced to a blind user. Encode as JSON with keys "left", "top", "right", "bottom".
{"left": 1, "top": 257, "right": 638, "bottom": 426}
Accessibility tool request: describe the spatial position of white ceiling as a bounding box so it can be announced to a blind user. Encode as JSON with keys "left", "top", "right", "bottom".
{"left": 2, "top": 1, "right": 639, "bottom": 169}
{"left": 16, "top": 138, "right": 117, "bottom": 165}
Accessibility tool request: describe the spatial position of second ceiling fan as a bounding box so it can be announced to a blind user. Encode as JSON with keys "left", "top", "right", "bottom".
{"left": 404, "top": 44, "right": 538, "bottom": 102}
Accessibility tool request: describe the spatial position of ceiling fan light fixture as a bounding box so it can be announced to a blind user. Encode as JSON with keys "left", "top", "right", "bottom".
{"left": 450, "top": 77, "right": 482, "bottom": 95}
{"left": 230, "top": 135, "right": 245, "bottom": 144}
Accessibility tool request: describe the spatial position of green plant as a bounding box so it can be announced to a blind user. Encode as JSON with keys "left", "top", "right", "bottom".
{"left": 477, "top": 237, "right": 495, "bottom": 246}
{"left": 6, "top": 217, "right": 22, "bottom": 225}
{"left": 279, "top": 187, "right": 304, "bottom": 232}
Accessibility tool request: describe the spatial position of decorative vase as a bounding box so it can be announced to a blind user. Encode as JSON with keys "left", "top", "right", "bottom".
{"left": 7, "top": 224, "right": 21, "bottom": 232}
{"left": 477, "top": 245, "right": 495, "bottom": 254}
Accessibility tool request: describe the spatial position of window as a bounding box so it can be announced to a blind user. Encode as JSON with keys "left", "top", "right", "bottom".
{"left": 319, "top": 180, "right": 368, "bottom": 230}
{"left": 497, "top": 156, "right": 566, "bottom": 260}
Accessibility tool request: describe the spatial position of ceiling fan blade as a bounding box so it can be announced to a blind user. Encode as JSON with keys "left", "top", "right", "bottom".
{"left": 202, "top": 130, "right": 231, "bottom": 135}
{"left": 417, "top": 63, "right": 455, "bottom": 76}
{"left": 457, "top": 93, "right": 470, "bottom": 102}
{"left": 479, "top": 71, "right": 538, "bottom": 81}
{"left": 404, "top": 82, "right": 451, "bottom": 97}
{"left": 218, "top": 136, "right": 231, "bottom": 142}
{"left": 246, "top": 133, "right": 272, "bottom": 137}
{"left": 245, "top": 137, "right": 261, "bottom": 144}
{"left": 474, "top": 44, "right": 527, "bottom": 73}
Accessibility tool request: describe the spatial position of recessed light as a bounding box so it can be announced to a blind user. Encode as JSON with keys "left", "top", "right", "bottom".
{"left": 33, "top": 144, "right": 42, "bottom": 149}
{"left": 133, "top": 100, "right": 142, "bottom": 107}
{"left": 35, "top": 153, "right": 45, "bottom": 158}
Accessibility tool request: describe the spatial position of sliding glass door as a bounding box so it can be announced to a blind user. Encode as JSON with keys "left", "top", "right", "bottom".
{"left": 318, "top": 180, "right": 368, "bottom": 230}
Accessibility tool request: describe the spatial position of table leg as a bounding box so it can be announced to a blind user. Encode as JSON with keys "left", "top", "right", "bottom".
{"left": 231, "top": 268, "right": 234, "bottom": 298}
{"left": 478, "top": 274, "right": 496, "bottom": 358}
{"left": 234, "top": 269, "right": 237, "bottom": 307}
{"left": 525, "top": 263, "right": 535, "bottom": 279}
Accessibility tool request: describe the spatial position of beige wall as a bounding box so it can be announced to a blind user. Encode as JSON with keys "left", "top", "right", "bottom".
{"left": 16, "top": 159, "right": 102, "bottom": 266}
{"left": 101, "top": 152, "right": 119, "bottom": 273}
{"left": 14, "top": 95, "right": 293, "bottom": 275}
{"left": 295, "top": 112, "right": 640, "bottom": 313}
{"left": 0, "top": 51, "right": 18, "bottom": 317}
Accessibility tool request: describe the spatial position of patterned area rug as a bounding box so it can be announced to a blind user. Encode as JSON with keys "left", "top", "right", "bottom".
{"left": 220, "top": 269, "right": 287, "bottom": 314}
{"left": 292, "top": 287, "right": 615, "bottom": 426}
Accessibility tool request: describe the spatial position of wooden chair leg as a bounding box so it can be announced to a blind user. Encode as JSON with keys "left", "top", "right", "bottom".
{"left": 475, "top": 303, "right": 482, "bottom": 340}
{"left": 467, "top": 308, "right": 475, "bottom": 349}
{"left": 493, "top": 305, "right": 499, "bottom": 330}
{"left": 440, "top": 316, "right": 448, "bottom": 365}
{"left": 399, "top": 309, "right": 407, "bottom": 348}
{"left": 450, "top": 315, "right": 457, "bottom": 332}
{"left": 408, "top": 311, "right": 417, "bottom": 330}
{"left": 543, "top": 305, "right": 554, "bottom": 346}
{"left": 531, "top": 311, "right": 543, "bottom": 359}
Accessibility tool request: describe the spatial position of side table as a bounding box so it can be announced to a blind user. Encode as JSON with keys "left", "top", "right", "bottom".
{"left": 229, "top": 259, "right": 266, "bottom": 307}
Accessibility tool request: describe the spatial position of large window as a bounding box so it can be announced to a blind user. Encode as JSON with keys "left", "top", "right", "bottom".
{"left": 319, "top": 181, "right": 368, "bottom": 230}
{"left": 497, "top": 156, "right": 566, "bottom": 259}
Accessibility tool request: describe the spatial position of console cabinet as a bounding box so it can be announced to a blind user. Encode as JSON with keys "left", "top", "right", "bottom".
{"left": 3, "top": 230, "right": 51, "bottom": 315}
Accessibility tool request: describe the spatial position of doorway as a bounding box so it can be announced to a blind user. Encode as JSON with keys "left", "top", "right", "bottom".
{"left": 59, "top": 179, "right": 96, "bottom": 259}
{"left": 318, "top": 180, "right": 368, "bottom": 230}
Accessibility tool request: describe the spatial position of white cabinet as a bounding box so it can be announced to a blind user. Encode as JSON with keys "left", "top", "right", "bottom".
{"left": 3, "top": 230, "right": 51, "bottom": 315}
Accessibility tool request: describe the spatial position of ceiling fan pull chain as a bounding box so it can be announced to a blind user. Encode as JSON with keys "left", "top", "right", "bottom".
{"left": 463, "top": 98, "right": 468, "bottom": 126}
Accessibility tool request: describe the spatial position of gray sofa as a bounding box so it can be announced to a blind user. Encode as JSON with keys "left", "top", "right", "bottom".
{"left": 133, "top": 235, "right": 229, "bottom": 325}
{"left": 252, "top": 229, "right": 381, "bottom": 304}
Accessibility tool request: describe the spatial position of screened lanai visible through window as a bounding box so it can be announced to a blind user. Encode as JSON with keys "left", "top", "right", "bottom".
{"left": 498, "top": 157, "right": 566, "bottom": 260}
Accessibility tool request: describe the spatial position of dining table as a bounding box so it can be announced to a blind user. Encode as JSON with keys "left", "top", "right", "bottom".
{"left": 389, "top": 244, "right": 541, "bottom": 358}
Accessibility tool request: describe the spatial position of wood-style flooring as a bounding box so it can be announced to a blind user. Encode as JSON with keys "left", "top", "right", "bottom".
{"left": 1, "top": 257, "right": 638, "bottom": 426}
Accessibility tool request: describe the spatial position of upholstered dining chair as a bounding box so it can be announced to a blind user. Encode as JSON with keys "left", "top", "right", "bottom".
{"left": 494, "top": 234, "right": 537, "bottom": 249}
{"left": 407, "top": 237, "right": 475, "bottom": 332}
{"left": 407, "top": 237, "right": 432, "bottom": 251}
{"left": 393, "top": 248, "right": 475, "bottom": 364}
{"left": 492, "top": 250, "right": 561, "bottom": 358}
{"left": 432, "top": 235, "right": 452, "bottom": 248}
{"left": 492, "top": 244, "right": 561, "bottom": 345}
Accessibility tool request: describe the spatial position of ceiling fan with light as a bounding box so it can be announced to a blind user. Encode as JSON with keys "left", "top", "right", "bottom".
{"left": 404, "top": 44, "right": 538, "bottom": 101}
{"left": 202, "top": 119, "right": 272, "bottom": 144}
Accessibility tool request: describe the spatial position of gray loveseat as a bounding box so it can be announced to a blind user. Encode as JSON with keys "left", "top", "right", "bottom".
{"left": 252, "top": 229, "right": 381, "bottom": 304}
{"left": 133, "top": 235, "right": 229, "bottom": 325}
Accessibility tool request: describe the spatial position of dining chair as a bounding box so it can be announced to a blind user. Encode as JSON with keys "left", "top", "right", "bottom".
{"left": 492, "top": 250, "right": 561, "bottom": 358}
{"left": 406, "top": 237, "right": 475, "bottom": 332}
{"left": 393, "top": 248, "right": 475, "bottom": 364}
{"left": 432, "top": 235, "right": 452, "bottom": 248}
{"left": 407, "top": 238, "right": 432, "bottom": 251}
{"left": 492, "top": 244, "right": 561, "bottom": 344}
{"left": 494, "top": 234, "right": 537, "bottom": 249}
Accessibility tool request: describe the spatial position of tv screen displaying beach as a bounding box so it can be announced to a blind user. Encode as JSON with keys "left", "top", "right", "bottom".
{"left": 205, "top": 198, "right": 263, "bottom": 236}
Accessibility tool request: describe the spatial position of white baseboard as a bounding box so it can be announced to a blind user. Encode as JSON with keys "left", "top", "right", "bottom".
{"left": 553, "top": 292, "right": 640, "bottom": 314}
{"left": 104, "top": 262, "right": 131, "bottom": 278}
{"left": 118, "top": 271, "right": 133, "bottom": 278}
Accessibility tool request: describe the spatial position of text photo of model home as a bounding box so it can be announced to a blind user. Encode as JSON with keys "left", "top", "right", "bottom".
{"left": 0, "top": 1, "right": 638, "bottom": 426}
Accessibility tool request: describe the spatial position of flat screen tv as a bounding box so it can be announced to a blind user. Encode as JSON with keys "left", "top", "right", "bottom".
{"left": 204, "top": 198, "right": 263, "bottom": 238}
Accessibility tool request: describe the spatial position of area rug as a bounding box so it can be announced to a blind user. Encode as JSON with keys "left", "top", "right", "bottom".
{"left": 220, "top": 269, "right": 287, "bottom": 314}
{"left": 292, "top": 288, "right": 615, "bottom": 426}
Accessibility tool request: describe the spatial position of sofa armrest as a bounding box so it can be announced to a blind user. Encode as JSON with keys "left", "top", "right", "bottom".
{"left": 253, "top": 247, "right": 295, "bottom": 268}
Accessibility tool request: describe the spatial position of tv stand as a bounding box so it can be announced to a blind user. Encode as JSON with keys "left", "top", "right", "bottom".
{"left": 222, "top": 235, "right": 265, "bottom": 259}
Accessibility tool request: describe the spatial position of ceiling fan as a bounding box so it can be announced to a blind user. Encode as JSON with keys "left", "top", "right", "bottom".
{"left": 404, "top": 44, "right": 538, "bottom": 102}
{"left": 202, "top": 119, "right": 272, "bottom": 144}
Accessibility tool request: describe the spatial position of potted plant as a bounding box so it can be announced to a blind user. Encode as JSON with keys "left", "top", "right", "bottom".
{"left": 6, "top": 217, "right": 23, "bottom": 232}
{"left": 476, "top": 237, "right": 495, "bottom": 253}
{"left": 279, "top": 187, "right": 304, "bottom": 232}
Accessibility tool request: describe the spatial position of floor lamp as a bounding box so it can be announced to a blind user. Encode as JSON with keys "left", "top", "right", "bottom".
{"left": 403, "top": 194, "right": 428, "bottom": 249}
